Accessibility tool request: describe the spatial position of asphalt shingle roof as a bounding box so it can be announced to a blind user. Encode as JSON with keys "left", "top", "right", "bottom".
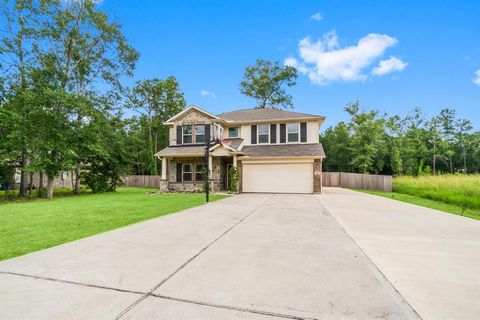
{"left": 241, "top": 143, "right": 325, "bottom": 158}
{"left": 154, "top": 145, "right": 205, "bottom": 156}
{"left": 218, "top": 108, "right": 324, "bottom": 122}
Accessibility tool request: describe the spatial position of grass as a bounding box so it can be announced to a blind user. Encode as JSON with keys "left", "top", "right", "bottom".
{"left": 393, "top": 175, "right": 480, "bottom": 210}
{"left": 0, "top": 188, "right": 227, "bottom": 261}
{"left": 357, "top": 184, "right": 480, "bottom": 221}
{"left": 0, "top": 187, "right": 92, "bottom": 203}
{"left": 357, "top": 175, "right": 480, "bottom": 220}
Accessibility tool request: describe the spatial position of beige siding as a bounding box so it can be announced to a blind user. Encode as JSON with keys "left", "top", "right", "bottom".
{"left": 169, "top": 127, "right": 175, "bottom": 145}
{"left": 240, "top": 124, "right": 251, "bottom": 144}
{"left": 307, "top": 121, "right": 320, "bottom": 143}
{"left": 241, "top": 121, "right": 321, "bottom": 146}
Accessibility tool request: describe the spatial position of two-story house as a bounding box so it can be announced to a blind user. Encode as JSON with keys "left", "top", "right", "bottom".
{"left": 154, "top": 105, "right": 326, "bottom": 193}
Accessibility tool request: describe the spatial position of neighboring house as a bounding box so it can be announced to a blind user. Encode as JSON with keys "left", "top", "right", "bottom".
{"left": 154, "top": 106, "right": 326, "bottom": 193}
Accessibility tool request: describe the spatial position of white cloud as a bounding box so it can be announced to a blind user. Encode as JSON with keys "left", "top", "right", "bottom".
{"left": 372, "top": 56, "right": 408, "bottom": 76}
{"left": 311, "top": 12, "right": 323, "bottom": 21}
{"left": 200, "top": 90, "right": 217, "bottom": 98}
{"left": 473, "top": 69, "right": 480, "bottom": 87}
{"left": 285, "top": 30, "right": 405, "bottom": 85}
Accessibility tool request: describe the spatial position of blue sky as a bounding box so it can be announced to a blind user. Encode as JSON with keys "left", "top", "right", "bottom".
{"left": 101, "top": 0, "right": 480, "bottom": 129}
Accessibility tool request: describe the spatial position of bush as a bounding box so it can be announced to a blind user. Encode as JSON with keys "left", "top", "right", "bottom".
{"left": 228, "top": 166, "right": 238, "bottom": 193}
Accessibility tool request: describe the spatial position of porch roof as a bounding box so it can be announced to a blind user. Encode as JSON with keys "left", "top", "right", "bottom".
{"left": 155, "top": 145, "right": 205, "bottom": 157}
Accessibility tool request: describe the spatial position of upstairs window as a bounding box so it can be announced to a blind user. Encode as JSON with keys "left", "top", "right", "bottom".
{"left": 287, "top": 123, "right": 299, "bottom": 142}
{"left": 228, "top": 127, "right": 239, "bottom": 138}
{"left": 195, "top": 125, "right": 205, "bottom": 143}
{"left": 182, "top": 163, "right": 193, "bottom": 182}
{"left": 183, "top": 125, "right": 193, "bottom": 144}
{"left": 258, "top": 124, "right": 269, "bottom": 144}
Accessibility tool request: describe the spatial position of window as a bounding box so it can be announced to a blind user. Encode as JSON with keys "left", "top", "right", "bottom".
{"left": 287, "top": 123, "right": 299, "bottom": 142}
{"left": 195, "top": 125, "right": 205, "bottom": 143}
{"left": 182, "top": 163, "right": 192, "bottom": 181}
{"left": 258, "top": 124, "right": 269, "bottom": 144}
{"left": 183, "top": 125, "right": 192, "bottom": 144}
{"left": 195, "top": 163, "right": 205, "bottom": 181}
{"left": 228, "top": 127, "right": 239, "bottom": 138}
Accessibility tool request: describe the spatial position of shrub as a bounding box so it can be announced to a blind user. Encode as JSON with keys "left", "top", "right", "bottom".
{"left": 228, "top": 166, "right": 238, "bottom": 193}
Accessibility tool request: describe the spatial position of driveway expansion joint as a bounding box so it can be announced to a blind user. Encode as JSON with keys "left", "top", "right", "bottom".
{"left": 314, "top": 196, "right": 423, "bottom": 320}
{"left": 114, "top": 194, "right": 275, "bottom": 320}
{"left": 1, "top": 269, "right": 317, "bottom": 320}
{"left": 0, "top": 270, "right": 146, "bottom": 295}
{"left": 150, "top": 293, "right": 319, "bottom": 320}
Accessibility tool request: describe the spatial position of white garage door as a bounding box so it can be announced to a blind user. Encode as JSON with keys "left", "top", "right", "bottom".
{"left": 242, "top": 162, "right": 313, "bottom": 193}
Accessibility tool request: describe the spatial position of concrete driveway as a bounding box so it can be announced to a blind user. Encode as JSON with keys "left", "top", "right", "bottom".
{"left": 319, "top": 188, "right": 480, "bottom": 320}
{"left": 0, "top": 193, "right": 418, "bottom": 320}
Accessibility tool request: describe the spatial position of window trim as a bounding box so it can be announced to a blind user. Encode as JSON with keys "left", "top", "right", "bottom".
{"left": 182, "top": 163, "right": 193, "bottom": 182}
{"left": 257, "top": 124, "right": 270, "bottom": 144}
{"left": 228, "top": 127, "right": 239, "bottom": 138}
{"left": 182, "top": 125, "right": 193, "bottom": 144}
{"left": 287, "top": 123, "right": 299, "bottom": 143}
{"left": 194, "top": 125, "right": 205, "bottom": 143}
{"left": 194, "top": 163, "right": 205, "bottom": 182}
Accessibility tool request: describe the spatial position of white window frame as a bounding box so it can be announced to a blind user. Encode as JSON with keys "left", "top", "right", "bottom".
{"left": 257, "top": 124, "right": 269, "bottom": 144}
{"left": 195, "top": 163, "right": 205, "bottom": 182}
{"left": 287, "top": 123, "right": 299, "bottom": 143}
{"left": 194, "top": 125, "right": 205, "bottom": 144}
{"left": 228, "top": 127, "right": 239, "bottom": 138}
{"left": 182, "top": 125, "right": 193, "bottom": 144}
{"left": 182, "top": 163, "right": 193, "bottom": 182}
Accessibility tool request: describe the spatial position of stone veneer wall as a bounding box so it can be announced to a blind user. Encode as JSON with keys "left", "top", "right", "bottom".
{"left": 169, "top": 109, "right": 214, "bottom": 145}
{"left": 237, "top": 161, "right": 243, "bottom": 193}
{"left": 166, "top": 157, "right": 226, "bottom": 192}
{"left": 313, "top": 159, "right": 322, "bottom": 193}
{"left": 210, "top": 157, "right": 224, "bottom": 192}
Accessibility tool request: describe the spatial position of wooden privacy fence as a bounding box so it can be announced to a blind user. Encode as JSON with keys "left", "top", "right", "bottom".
{"left": 123, "top": 175, "right": 161, "bottom": 188}
{"left": 322, "top": 172, "right": 392, "bottom": 192}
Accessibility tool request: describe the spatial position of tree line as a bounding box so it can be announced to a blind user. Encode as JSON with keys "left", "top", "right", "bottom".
{"left": 0, "top": 0, "right": 185, "bottom": 199}
{"left": 321, "top": 101, "right": 480, "bottom": 175}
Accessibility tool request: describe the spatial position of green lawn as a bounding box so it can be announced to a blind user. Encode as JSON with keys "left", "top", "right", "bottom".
{"left": 0, "top": 188, "right": 227, "bottom": 261}
{"left": 393, "top": 175, "right": 480, "bottom": 210}
{"left": 357, "top": 189, "right": 480, "bottom": 221}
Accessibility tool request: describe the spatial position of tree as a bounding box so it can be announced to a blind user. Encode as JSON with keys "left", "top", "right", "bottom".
{"left": 402, "top": 108, "right": 429, "bottom": 175}
{"left": 455, "top": 118, "right": 473, "bottom": 173}
{"left": 385, "top": 115, "right": 403, "bottom": 175}
{"left": 320, "top": 122, "right": 352, "bottom": 172}
{"left": 81, "top": 113, "right": 135, "bottom": 192}
{"left": 240, "top": 59, "right": 297, "bottom": 109}
{"left": 345, "top": 101, "right": 386, "bottom": 174}
{"left": 39, "top": 0, "right": 138, "bottom": 194}
{"left": 438, "top": 108, "right": 457, "bottom": 173}
{"left": 126, "top": 77, "right": 186, "bottom": 175}
{"left": 0, "top": 0, "right": 41, "bottom": 197}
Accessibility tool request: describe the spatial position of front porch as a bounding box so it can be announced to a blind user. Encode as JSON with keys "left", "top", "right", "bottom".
{"left": 158, "top": 154, "right": 238, "bottom": 193}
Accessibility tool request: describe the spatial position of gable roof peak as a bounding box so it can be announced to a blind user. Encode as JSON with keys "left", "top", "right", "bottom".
{"left": 164, "top": 105, "right": 219, "bottom": 124}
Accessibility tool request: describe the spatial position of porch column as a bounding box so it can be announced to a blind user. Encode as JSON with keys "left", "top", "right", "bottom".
{"left": 159, "top": 157, "right": 168, "bottom": 192}
{"left": 233, "top": 155, "right": 237, "bottom": 168}
{"left": 208, "top": 155, "right": 213, "bottom": 178}
{"left": 161, "top": 157, "right": 167, "bottom": 180}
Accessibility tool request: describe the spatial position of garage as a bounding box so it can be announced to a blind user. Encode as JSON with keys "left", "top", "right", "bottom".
{"left": 242, "top": 161, "right": 313, "bottom": 193}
